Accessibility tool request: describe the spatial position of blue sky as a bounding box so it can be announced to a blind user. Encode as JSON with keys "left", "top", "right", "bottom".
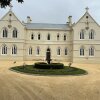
{"left": 0, "top": 0, "right": 100, "bottom": 24}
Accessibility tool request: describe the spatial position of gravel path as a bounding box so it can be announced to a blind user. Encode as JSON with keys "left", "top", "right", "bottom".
{"left": 0, "top": 61, "right": 100, "bottom": 100}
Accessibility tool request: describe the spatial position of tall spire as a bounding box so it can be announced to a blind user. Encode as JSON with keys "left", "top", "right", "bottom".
{"left": 85, "top": 7, "right": 89, "bottom": 12}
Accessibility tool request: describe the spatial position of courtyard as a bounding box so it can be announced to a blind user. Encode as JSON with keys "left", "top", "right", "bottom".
{"left": 0, "top": 61, "right": 100, "bottom": 100}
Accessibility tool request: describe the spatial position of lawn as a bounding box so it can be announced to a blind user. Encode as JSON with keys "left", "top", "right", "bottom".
{"left": 11, "top": 65, "right": 87, "bottom": 75}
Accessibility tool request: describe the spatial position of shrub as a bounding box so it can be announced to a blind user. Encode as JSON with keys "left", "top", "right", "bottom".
{"left": 34, "top": 62, "right": 64, "bottom": 69}
{"left": 50, "top": 63, "right": 64, "bottom": 69}
{"left": 34, "top": 62, "right": 50, "bottom": 69}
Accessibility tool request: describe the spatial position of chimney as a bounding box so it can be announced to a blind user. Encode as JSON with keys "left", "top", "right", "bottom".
{"left": 27, "top": 16, "right": 32, "bottom": 23}
{"left": 68, "top": 16, "right": 72, "bottom": 26}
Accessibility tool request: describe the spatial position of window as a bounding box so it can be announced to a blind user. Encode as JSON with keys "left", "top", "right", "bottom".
{"left": 64, "top": 34, "right": 67, "bottom": 41}
{"left": 31, "top": 34, "right": 34, "bottom": 40}
{"left": 13, "top": 28, "right": 17, "bottom": 38}
{"left": 12, "top": 45, "right": 17, "bottom": 55}
{"left": 2, "top": 28, "right": 8, "bottom": 38}
{"left": 80, "top": 29, "right": 85, "bottom": 39}
{"left": 89, "top": 29, "right": 94, "bottom": 39}
{"left": 57, "top": 33, "right": 60, "bottom": 40}
{"left": 36, "top": 47, "right": 40, "bottom": 55}
{"left": 29, "top": 47, "right": 32, "bottom": 55}
{"left": 38, "top": 34, "right": 41, "bottom": 40}
{"left": 47, "top": 34, "right": 50, "bottom": 40}
{"left": 57, "top": 47, "right": 61, "bottom": 55}
{"left": 65, "top": 48, "right": 68, "bottom": 55}
{"left": 89, "top": 47, "right": 94, "bottom": 56}
{"left": 80, "top": 47, "right": 84, "bottom": 56}
{"left": 2, "top": 45, "right": 7, "bottom": 55}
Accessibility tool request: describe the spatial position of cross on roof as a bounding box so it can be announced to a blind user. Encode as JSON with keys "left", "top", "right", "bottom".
{"left": 85, "top": 7, "right": 89, "bottom": 12}
{"left": 9, "top": 3, "right": 13, "bottom": 11}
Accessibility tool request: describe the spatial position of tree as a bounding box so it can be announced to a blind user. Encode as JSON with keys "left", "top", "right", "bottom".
{"left": 0, "top": 0, "right": 23, "bottom": 8}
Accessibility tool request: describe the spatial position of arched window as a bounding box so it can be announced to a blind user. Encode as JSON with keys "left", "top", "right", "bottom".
{"left": 57, "top": 47, "right": 61, "bottom": 55}
{"left": 80, "top": 29, "right": 85, "bottom": 39}
{"left": 12, "top": 45, "right": 17, "bottom": 55}
{"left": 65, "top": 48, "right": 68, "bottom": 55}
{"left": 13, "top": 28, "right": 17, "bottom": 38}
{"left": 2, "top": 45, "right": 7, "bottom": 54}
{"left": 89, "top": 47, "right": 94, "bottom": 56}
{"left": 64, "top": 34, "right": 67, "bottom": 41}
{"left": 36, "top": 47, "right": 40, "bottom": 55}
{"left": 89, "top": 29, "right": 94, "bottom": 39}
{"left": 31, "top": 34, "right": 34, "bottom": 40}
{"left": 29, "top": 47, "right": 32, "bottom": 55}
{"left": 57, "top": 33, "right": 60, "bottom": 40}
{"left": 2, "top": 28, "right": 8, "bottom": 38}
{"left": 38, "top": 33, "right": 41, "bottom": 40}
{"left": 80, "top": 47, "right": 84, "bottom": 56}
{"left": 47, "top": 34, "right": 50, "bottom": 40}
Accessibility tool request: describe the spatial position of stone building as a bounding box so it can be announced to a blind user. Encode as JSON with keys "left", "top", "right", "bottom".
{"left": 0, "top": 8, "right": 100, "bottom": 63}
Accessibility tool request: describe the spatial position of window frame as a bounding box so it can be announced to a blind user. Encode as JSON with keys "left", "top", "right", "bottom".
{"left": 2, "top": 27, "right": 8, "bottom": 38}
{"left": 31, "top": 34, "right": 34, "bottom": 40}
{"left": 89, "top": 47, "right": 95, "bottom": 56}
{"left": 89, "top": 29, "right": 94, "bottom": 39}
{"left": 47, "top": 33, "right": 50, "bottom": 40}
{"left": 57, "top": 47, "right": 61, "bottom": 56}
{"left": 12, "top": 45, "right": 17, "bottom": 55}
{"left": 38, "top": 33, "right": 41, "bottom": 40}
{"left": 28, "top": 47, "right": 32, "bottom": 55}
{"left": 80, "top": 29, "right": 85, "bottom": 39}
{"left": 80, "top": 47, "right": 85, "bottom": 56}
{"left": 12, "top": 28, "right": 18, "bottom": 38}
{"left": 1, "top": 45, "right": 8, "bottom": 55}
{"left": 65, "top": 48, "right": 68, "bottom": 55}
{"left": 64, "top": 34, "right": 67, "bottom": 41}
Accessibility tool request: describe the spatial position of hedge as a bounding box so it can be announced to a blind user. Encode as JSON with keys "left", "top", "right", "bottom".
{"left": 34, "top": 62, "right": 64, "bottom": 69}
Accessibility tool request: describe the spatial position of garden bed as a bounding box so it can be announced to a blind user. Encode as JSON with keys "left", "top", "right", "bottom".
{"left": 10, "top": 63, "right": 87, "bottom": 75}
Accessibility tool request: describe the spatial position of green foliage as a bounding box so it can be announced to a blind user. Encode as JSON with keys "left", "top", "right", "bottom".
{"left": 0, "top": 0, "right": 24, "bottom": 8}
{"left": 34, "top": 62, "right": 64, "bottom": 69}
{"left": 11, "top": 64, "right": 87, "bottom": 75}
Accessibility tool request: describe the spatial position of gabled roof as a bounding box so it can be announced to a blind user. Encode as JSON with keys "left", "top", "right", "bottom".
{"left": 0, "top": 10, "right": 24, "bottom": 26}
{"left": 25, "top": 23, "right": 70, "bottom": 30}
{"left": 74, "top": 11, "right": 100, "bottom": 27}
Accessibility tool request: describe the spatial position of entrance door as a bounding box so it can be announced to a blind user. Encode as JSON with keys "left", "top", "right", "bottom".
{"left": 46, "top": 48, "right": 51, "bottom": 62}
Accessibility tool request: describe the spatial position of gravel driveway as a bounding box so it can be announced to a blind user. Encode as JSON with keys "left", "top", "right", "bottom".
{"left": 0, "top": 61, "right": 100, "bottom": 100}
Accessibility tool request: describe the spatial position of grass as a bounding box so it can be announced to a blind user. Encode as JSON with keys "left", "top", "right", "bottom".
{"left": 11, "top": 65, "right": 87, "bottom": 75}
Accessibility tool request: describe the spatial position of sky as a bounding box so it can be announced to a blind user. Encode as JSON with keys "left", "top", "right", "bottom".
{"left": 0, "top": 0, "right": 100, "bottom": 24}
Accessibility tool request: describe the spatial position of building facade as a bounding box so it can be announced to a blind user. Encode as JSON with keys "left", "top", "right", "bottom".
{"left": 0, "top": 8, "right": 100, "bottom": 63}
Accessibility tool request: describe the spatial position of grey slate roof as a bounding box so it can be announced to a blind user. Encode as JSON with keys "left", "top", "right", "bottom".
{"left": 25, "top": 23, "right": 70, "bottom": 30}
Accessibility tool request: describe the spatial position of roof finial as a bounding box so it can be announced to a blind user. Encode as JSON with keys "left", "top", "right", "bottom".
{"left": 85, "top": 7, "right": 89, "bottom": 12}
{"left": 9, "top": 3, "right": 13, "bottom": 11}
